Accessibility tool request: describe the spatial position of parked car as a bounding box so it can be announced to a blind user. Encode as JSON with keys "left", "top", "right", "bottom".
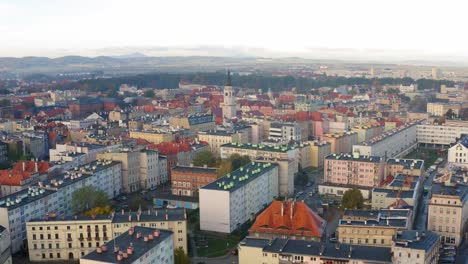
{"left": 308, "top": 192, "right": 314, "bottom": 196}
{"left": 443, "top": 246, "right": 455, "bottom": 251}
{"left": 150, "top": 186, "right": 157, "bottom": 191}
{"left": 329, "top": 237, "right": 338, "bottom": 243}
{"left": 140, "top": 190, "right": 148, "bottom": 195}
{"left": 306, "top": 182, "right": 312, "bottom": 187}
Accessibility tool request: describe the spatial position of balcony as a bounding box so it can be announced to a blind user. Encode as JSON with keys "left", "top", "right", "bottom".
{"left": 67, "top": 237, "right": 72, "bottom": 242}
{"left": 95, "top": 237, "right": 100, "bottom": 241}
{"left": 87, "top": 237, "right": 92, "bottom": 241}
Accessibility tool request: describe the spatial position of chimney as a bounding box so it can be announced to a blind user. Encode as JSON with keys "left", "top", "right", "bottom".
{"left": 348, "top": 246, "right": 353, "bottom": 258}
{"left": 22, "top": 162, "right": 26, "bottom": 171}
{"left": 129, "top": 214, "right": 132, "bottom": 222}
{"left": 35, "top": 162, "right": 38, "bottom": 172}
{"left": 166, "top": 213, "right": 168, "bottom": 220}
{"left": 137, "top": 213, "right": 140, "bottom": 222}
{"left": 121, "top": 209, "right": 124, "bottom": 215}
{"left": 281, "top": 202, "right": 284, "bottom": 216}
{"left": 184, "top": 208, "right": 187, "bottom": 219}
{"left": 290, "top": 201, "right": 294, "bottom": 219}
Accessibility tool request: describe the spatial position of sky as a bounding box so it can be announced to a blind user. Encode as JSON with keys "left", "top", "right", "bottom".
{"left": 1, "top": 0, "right": 468, "bottom": 58}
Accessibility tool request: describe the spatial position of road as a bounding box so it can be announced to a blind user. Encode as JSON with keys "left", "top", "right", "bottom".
{"left": 414, "top": 170, "right": 436, "bottom": 230}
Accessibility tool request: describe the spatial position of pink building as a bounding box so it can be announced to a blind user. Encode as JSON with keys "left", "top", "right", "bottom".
{"left": 324, "top": 152, "right": 385, "bottom": 187}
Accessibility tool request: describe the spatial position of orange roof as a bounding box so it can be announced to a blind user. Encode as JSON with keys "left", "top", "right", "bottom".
{"left": 12, "top": 161, "right": 50, "bottom": 174}
{"left": 250, "top": 201, "right": 325, "bottom": 237}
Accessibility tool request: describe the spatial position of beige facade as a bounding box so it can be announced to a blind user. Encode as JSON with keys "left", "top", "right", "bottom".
{"left": 321, "top": 131, "right": 358, "bottom": 154}
{"left": 417, "top": 121, "right": 468, "bottom": 147}
{"left": 427, "top": 183, "right": 468, "bottom": 246}
{"left": 129, "top": 131, "right": 174, "bottom": 144}
{"left": 26, "top": 209, "right": 188, "bottom": 262}
{"left": 169, "top": 114, "right": 215, "bottom": 134}
{"left": 351, "top": 124, "right": 384, "bottom": 143}
{"left": 97, "top": 149, "right": 164, "bottom": 193}
{"left": 308, "top": 140, "right": 331, "bottom": 168}
{"left": 27, "top": 216, "right": 111, "bottom": 262}
{"left": 391, "top": 230, "right": 441, "bottom": 264}
{"left": 197, "top": 130, "right": 248, "bottom": 156}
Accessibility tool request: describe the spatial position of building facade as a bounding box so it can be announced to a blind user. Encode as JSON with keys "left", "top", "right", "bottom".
{"left": 447, "top": 135, "right": 468, "bottom": 169}
{"left": 171, "top": 166, "right": 217, "bottom": 197}
{"left": 417, "top": 121, "right": 468, "bottom": 148}
{"left": 200, "top": 162, "right": 279, "bottom": 233}
{"left": 427, "top": 183, "right": 468, "bottom": 246}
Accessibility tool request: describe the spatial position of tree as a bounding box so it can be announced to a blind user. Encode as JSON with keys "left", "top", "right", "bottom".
{"left": 144, "top": 89, "right": 155, "bottom": 98}
{"left": 445, "top": 109, "right": 456, "bottom": 119}
{"left": 193, "top": 151, "right": 216, "bottom": 167}
{"left": 294, "top": 164, "right": 309, "bottom": 186}
{"left": 217, "top": 160, "right": 232, "bottom": 177}
{"left": 174, "top": 248, "right": 190, "bottom": 264}
{"left": 461, "top": 108, "right": 468, "bottom": 121}
{"left": 408, "top": 96, "right": 427, "bottom": 112}
{"left": 341, "top": 188, "right": 364, "bottom": 209}
{"left": 72, "top": 186, "right": 109, "bottom": 214}
{"left": 230, "top": 154, "right": 251, "bottom": 171}
{"left": 84, "top": 205, "right": 112, "bottom": 216}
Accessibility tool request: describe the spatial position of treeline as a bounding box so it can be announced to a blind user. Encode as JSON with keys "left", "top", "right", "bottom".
{"left": 54, "top": 72, "right": 456, "bottom": 94}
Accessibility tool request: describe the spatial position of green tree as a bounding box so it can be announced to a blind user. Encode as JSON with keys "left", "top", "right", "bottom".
{"left": 294, "top": 164, "right": 308, "bottom": 186}
{"left": 230, "top": 154, "right": 251, "bottom": 171}
{"left": 72, "top": 186, "right": 109, "bottom": 214}
{"left": 445, "top": 109, "right": 455, "bottom": 119}
{"left": 193, "top": 151, "right": 216, "bottom": 167}
{"left": 174, "top": 248, "right": 190, "bottom": 264}
{"left": 144, "top": 89, "right": 155, "bottom": 98}
{"left": 341, "top": 188, "right": 364, "bottom": 209}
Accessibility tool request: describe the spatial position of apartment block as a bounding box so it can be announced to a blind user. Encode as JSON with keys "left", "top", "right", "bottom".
{"left": 169, "top": 113, "right": 215, "bottom": 134}
{"left": 351, "top": 124, "right": 384, "bottom": 143}
{"left": 353, "top": 121, "right": 420, "bottom": 158}
{"left": 324, "top": 152, "right": 385, "bottom": 188}
{"left": 171, "top": 165, "right": 217, "bottom": 196}
{"left": 97, "top": 148, "right": 164, "bottom": 193}
{"left": 427, "top": 183, "right": 468, "bottom": 246}
{"left": 321, "top": 131, "right": 358, "bottom": 154}
{"left": 200, "top": 162, "right": 279, "bottom": 233}
{"left": 128, "top": 130, "right": 174, "bottom": 144}
{"left": 0, "top": 226, "right": 12, "bottom": 264}
{"left": 308, "top": 140, "right": 331, "bottom": 168}
{"left": 337, "top": 209, "right": 412, "bottom": 247}
{"left": 268, "top": 122, "right": 303, "bottom": 143}
{"left": 417, "top": 121, "right": 468, "bottom": 148}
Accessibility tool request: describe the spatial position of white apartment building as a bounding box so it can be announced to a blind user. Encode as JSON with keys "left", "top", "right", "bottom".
{"left": 448, "top": 135, "right": 468, "bottom": 169}
{"left": 200, "top": 162, "right": 279, "bottom": 233}
{"left": 352, "top": 121, "right": 420, "bottom": 158}
{"left": 268, "top": 123, "right": 302, "bottom": 143}
{"left": 0, "top": 226, "right": 12, "bottom": 264}
{"left": 53, "top": 143, "right": 122, "bottom": 163}
{"left": 417, "top": 121, "right": 468, "bottom": 148}
{"left": 0, "top": 187, "right": 60, "bottom": 253}
{"left": 427, "top": 183, "right": 468, "bottom": 246}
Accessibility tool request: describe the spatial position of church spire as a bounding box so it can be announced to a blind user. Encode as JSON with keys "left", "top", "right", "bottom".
{"left": 225, "top": 69, "right": 232, "bottom": 86}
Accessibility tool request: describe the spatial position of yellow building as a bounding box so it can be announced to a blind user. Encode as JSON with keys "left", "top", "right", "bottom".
{"left": 308, "top": 140, "right": 331, "bottom": 168}
{"left": 129, "top": 131, "right": 174, "bottom": 144}
{"left": 197, "top": 130, "right": 248, "bottom": 156}
{"left": 26, "top": 209, "right": 188, "bottom": 262}
{"left": 337, "top": 209, "right": 412, "bottom": 247}
{"left": 169, "top": 113, "right": 215, "bottom": 134}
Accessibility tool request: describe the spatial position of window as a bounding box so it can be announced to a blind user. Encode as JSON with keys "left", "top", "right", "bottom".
{"left": 67, "top": 226, "right": 70, "bottom": 230}
{"left": 33, "top": 244, "right": 37, "bottom": 249}
{"left": 49, "top": 253, "right": 53, "bottom": 259}
{"left": 381, "top": 239, "right": 385, "bottom": 244}
{"left": 32, "top": 227, "right": 35, "bottom": 231}
{"left": 49, "top": 244, "right": 52, "bottom": 249}
{"left": 42, "top": 253, "right": 45, "bottom": 259}
{"left": 80, "top": 242, "right": 84, "bottom": 248}
{"left": 263, "top": 253, "right": 268, "bottom": 257}
{"left": 48, "top": 234, "right": 51, "bottom": 239}
{"left": 57, "top": 253, "right": 60, "bottom": 258}
{"left": 56, "top": 243, "right": 59, "bottom": 249}
{"left": 68, "top": 243, "right": 72, "bottom": 249}
{"left": 55, "top": 234, "right": 59, "bottom": 239}
{"left": 417, "top": 254, "right": 420, "bottom": 258}
{"left": 47, "top": 226, "right": 50, "bottom": 230}
{"left": 408, "top": 253, "right": 411, "bottom": 258}
{"left": 33, "top": 234, "right": 36, "bottom": 240}
{"left": 40, "top": 234, "right": 43, "bottom": 239}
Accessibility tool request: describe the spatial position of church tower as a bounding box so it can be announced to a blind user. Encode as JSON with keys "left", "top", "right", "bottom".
{"left": 222, "top": 70, "right": 236, "bottom": 120}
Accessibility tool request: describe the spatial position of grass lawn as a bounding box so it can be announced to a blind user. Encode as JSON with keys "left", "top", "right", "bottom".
{"left": 195, "top": 234, "right": 240, "bottom": 257}
{"left": 404, "top": 148, "right": 439, "bottom": 169}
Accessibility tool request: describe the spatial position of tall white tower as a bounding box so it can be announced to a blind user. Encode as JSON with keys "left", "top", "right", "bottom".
{"left": 222, "top": 70, "right": 236, "bottom": 120}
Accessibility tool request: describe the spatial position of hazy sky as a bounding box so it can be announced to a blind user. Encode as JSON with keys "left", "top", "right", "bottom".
{"left": 1, "top": 0, "right": 467, "bottom": 57}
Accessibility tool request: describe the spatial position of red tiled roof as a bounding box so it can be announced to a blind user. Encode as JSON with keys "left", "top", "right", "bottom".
{"left": 0, "top": 161, "right": 50, "bottom": 186}
{"left": 250, "top": 201, "right": 325, "bottom": 237}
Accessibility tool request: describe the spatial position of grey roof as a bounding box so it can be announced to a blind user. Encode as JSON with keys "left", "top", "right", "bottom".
{"left": 0, "top": 187, "right": 56, "bottom": 210}
{"left": 340, "top": 209, "right": 410, "bottom": 228}
{"left": 201, "top": 162, "right": 278, "bottom": 192}
{"left": 325, "top": 153, "right": 382, "bottom": 163}
{"left": 81, "top": 226, "right": 173, "bottom": 263}
{"left": 394, "top": 230, "right": 440, "bottom": 251}
{"left": 221, "top": 142, "right": 309, "bottom": 153}
{"left": 245, "top": 238, "right": 392, "bottom": 263}
{"left": 372, "top": 188, "right": 416, "bottom": 199}
{"left": 29, "top": 215, "right": 112, "bottom": 222}
{"left": 386, "top": 158, "right": 424, "bottom": 170}
{"left": 431, "top": 183, "right": 468, "bottom": 203}
{"left": 112, "top": 209, "right": 186, "bottom": 223}
{"left": 171, "top": 165, "right": 217, "bottom": 174}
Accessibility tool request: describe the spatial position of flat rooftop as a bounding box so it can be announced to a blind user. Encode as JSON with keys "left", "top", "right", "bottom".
{"left": 221, "top": 142, "right": 309, "bottom": 153}
{"left": 387, "top": 158, "right": 424, "bottom": 170}
{"left": 171, "top": 165, "right": 217, "bottom": 174}
{"left": 81, "top": 226, "right": 173, "bottom": 263}
{"left": 431, "top": 183, "right": 468, "bottom": 203}
{"left": 394, "top": 230, "right": 440, "bottom": 251}
{"left": 325, "top": 153, "right": 382, "bottom": 163}
{"left": 202, "top": 162, "right": 278, "bottom": 192}
{"left": 0, "top": 187, "right": 55, "bottom": 210}
{"left": 241, "top": 238, "right": 392, "bottom": 263}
